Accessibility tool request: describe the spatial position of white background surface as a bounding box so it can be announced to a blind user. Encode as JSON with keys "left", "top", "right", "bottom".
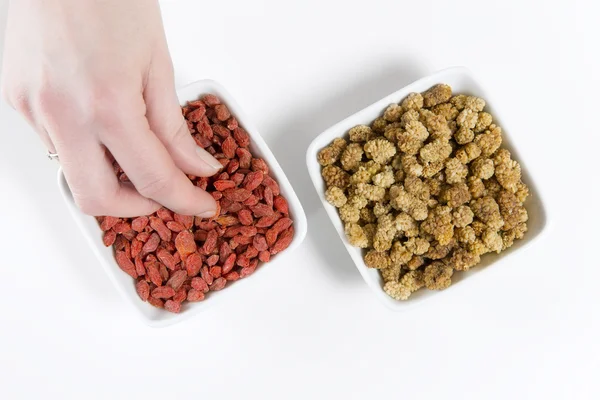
{"left": 0, "top": 0, "right": 598, "bottom": 399}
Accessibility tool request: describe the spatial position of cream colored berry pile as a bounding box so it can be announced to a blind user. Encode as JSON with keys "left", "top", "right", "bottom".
{"left": 318, "top": 84, "right": 529, "bottom": 300}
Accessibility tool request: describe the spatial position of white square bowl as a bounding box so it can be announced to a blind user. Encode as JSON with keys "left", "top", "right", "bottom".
{"left": 58, "top": 79, "right": 307, "bottom": 327}
{"left": 306, "top": 66, "right": 548, "bottom": 310}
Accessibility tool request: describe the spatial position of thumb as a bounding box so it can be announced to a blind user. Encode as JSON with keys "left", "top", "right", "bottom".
{"left": 143, "top": 57, "right": 222, "bottom": 177}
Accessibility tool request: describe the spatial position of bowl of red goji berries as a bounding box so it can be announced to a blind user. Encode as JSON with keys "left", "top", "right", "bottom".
{"left": 58, "top": 80, "right": 307, "bottom": 327}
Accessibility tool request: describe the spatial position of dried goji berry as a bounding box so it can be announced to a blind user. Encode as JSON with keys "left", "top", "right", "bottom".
{"left": 215, "top": 215, "right": 239, "bottom": 227}
{"left": 188, "top": 99, "right": 205, "bottom": 108}
{"left": 239, "top": 226, "right": 257, "bottom": 237}
{"left": 185, "top": 252, "right": 202, "bottom": 277}
{"left": 243, "top": 171, "right": 264, "bottom": 191}
{"left": 236, "top": 254, "right": 250, "bottom": 268}
{"left": 175, "top": 230, "right": 196, "bottom": 259}
{"left": 131, "top": 216, "right": 149, "bottom": 232}
{"left": 191, "top": 277, "right": 209, "bottom": 293}
{"left": 194, "top": 132, "right": 212, "bottom": 148}
{"left": 206, "top": 254, "right": 219, "bottom": 266}
{"left": 224, "top": 271, "right": 240, "bottom": 281}
{"left": 123, "top": 229, "right": 137, "bottom": 241}
{"left": 196, "top": 177, "right": 209, "bottom": 190}
{"left": 222, "top": 135, "right": 238, "bottom": 159}
{"left": 238, "top": 209, "right": 253, "bottom": 226}
{"left": 219, "top": 242, "right": 232, "bottom": 263}
{"left": 115, "top": 251, "right": 137, "bottom": 279}
{"left": 226, "top": 159, "right": 239, "bottom": 174}
{"left": 233, "top": 127, "right": 250, "bottom": 148}
{"left": 210, "top": 124, "right": 228, "bottom": 138}
{"left": 214, "top": 104, "right": 231, "bottom": 121}
{"left": 223, "top": 226, "right": 242, "bottom": 238}
{"left": 187, "top": 105, "right": 206, "bottom": 122}
{"left": 229, "top": 236, "right": 240, "bottom": 250}
{"left": 236, "top": 147, "right": 252, "bottom": 168}
{"left": 173, "top": 288, "right": 187, "bottom": 303}
{"left": 223, "top": 188, "right": 251, "bottom": 202}
{"left": 151, "top": 286, "right": 175, "bottom": 299}
{"left": 100, "top": 216, "right": 119, "bottom": 231}
{"left": 271, "top": 226, "right": 294, "bottom": 255}
{"left": 197, "top": 220, "right": 217, "bottom": 231}
{"left": 222, "top": 254, "right": 237, "bottom": 274}
{"left": 253, "top": 235, "right": 268, "bottom": 251}
{"left": 147, "top": 296, "right": 164, "bottom": 308}
{"left": 131, "top": 238, "right": 142, "bottom": 258}
{"left": 134, "top": 255, "right": 146, "bottom": 277}
{"left": 226, "top": 117, "right": 238, "bottom": 130}
{"left": 142, "top": 232, "right": 160, "bottom": 256}
{"left": 149, "top": 216, "right": 171, "bottom": 242}
{"left": 216, "top": 172, "right": 230, "bottom": 180}
{"left": 136, "top": 231, "right": 150, "bottom": 243}
{"left": 254, "top": 185, "right": 265, "bottom": 200}
{"left": 203, "top": 94, "right": 221, "bottom": 106}
{"left": 263, "top": 175, "right": 280, "bottom": 196}
{"left": 264, "top": 186, "right": 274, "bottom": 206}
{"left": 166, "top": 270, "right": 187, "bottom": 291}
{"left": 251, "top": 158, "right": 269, "bottom": 174}
{"left": 255, "top": 213, "right": 281, "bottom": 228}
{"left": 244, "top": 245, "right": 259, "bottom": 259}
{"left": 187, "top": 289, "right": 205, "bottom": 302}
{"left": 164, "top": 299, "right": 181, "bottom": 313}
{"left": 173, "top": 214, "right": 194, "bottom": 230}
{"left": 166, "top": 221, "right": 185, "bottom": 232}
{"left": 146, "top": 261, "right": 163, "bottom": 286}
{"left": 213, "top": 180, "right": 236, "bottom": 191}
{"left": 250, "top": 203, "right": 274, "bottom": 217}
{"left": 209, "top": 266, "right": 222, "bottom": 278}
{"left": 243, "top": 195, "right": 259, "bottom": 206}
{"left": 258, "top": 250, "right": 270, "bottom": 262}
{"left": 103, "top": 230, "right": 117, "bottom": 247}
{"left": 113, "top": 221, "right": 131, "bottom": 234}
{"left": 234, "top": 234, "right": 253, "bottom": 245}
{"left": 201, "top": 266, "right": 214, "bottom": 285}
{"left": 202, "top": 230, "right": 218, "bottom": 254}
{"left": 222, "top": 201, "right": 243, "bottom": 213}
{"left": 159, "top": 264, "right": 169, "bottom": 281}
{"left": 211, "top": 277, "right": 227, "bottom": 291}
{"left": 136, "top": 280, "right": 150, "bottom": 301}
{"left": 273, "top": 195, "right": 289, "bottom": 215}
{"left": 156, "top": 207, "right": 174, "bottom": 222}
{"left": 239, "top": 266, "right": 256, "bottom": 278}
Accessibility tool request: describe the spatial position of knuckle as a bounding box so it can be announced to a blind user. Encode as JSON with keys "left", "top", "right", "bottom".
{"left": 169, "top": 119, "right": 191, "bottom": 145}
{"left": 136, "top": 171, "right": 176, "bottom": 199}
{"left": 36, "top": 84, "right": 62, "bottom": 117}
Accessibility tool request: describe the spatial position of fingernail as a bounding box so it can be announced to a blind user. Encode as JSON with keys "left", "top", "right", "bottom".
{"left": 197, "top": 210, "right": 216, "bottom": 218}
{"left": 196, "top": 146, "right": 223, "bottom": 170}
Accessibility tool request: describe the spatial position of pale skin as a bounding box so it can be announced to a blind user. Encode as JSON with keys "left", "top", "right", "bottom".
{"left": 1, "top": 0, "right": 220, "bottom": 217}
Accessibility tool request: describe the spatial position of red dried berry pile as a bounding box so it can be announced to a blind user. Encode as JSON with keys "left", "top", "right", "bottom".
{"left": 97, "top": 94, "right": 294, "bottom": 313}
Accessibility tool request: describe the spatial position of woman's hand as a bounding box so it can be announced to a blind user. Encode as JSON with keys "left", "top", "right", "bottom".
{"left": 1, "top": 0, "right": 220, "bottom": 217}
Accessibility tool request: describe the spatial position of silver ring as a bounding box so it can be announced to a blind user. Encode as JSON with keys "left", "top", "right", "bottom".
{"left": 47, "top": 150, "right": 59, "bottom": 161}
